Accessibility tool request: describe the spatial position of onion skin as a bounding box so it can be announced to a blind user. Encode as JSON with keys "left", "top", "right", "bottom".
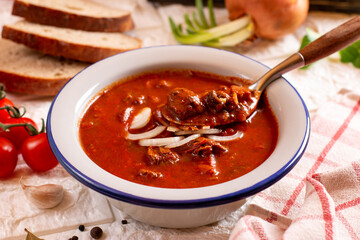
{"left": 225, "top": 0, "right": 309, "bottom": 39}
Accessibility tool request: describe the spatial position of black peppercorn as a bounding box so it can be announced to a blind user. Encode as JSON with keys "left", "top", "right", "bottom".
{"left": 90, "top": 226, "right": 103, "bottom": 239}
{"left": 70, "top": 236, "right": 78, "bottom": 240}
{"left": 78, "top": 224, "right": 85, "bottom": 232}
{"left": 121, "top": 220, "right": 128, "bottom": 224}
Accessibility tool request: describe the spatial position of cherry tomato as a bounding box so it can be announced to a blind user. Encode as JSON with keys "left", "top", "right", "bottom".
{"left": 21, "top": 133, "right": 59, "bottom": 172}
{"left": 0, "top": 117, "right": 37, "bottom": 150}
{"left": 0, "top": 137, "right": 18, "bottom": 178}
{"left": 0, "top": 97, "right": 14, "bottom": 121}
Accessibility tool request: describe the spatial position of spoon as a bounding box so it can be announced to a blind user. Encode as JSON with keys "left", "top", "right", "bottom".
{"left": 162, "top": 16, "right": 360, "bottom": 126}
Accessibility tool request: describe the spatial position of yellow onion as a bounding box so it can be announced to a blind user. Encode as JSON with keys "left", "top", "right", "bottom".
{"left": 225, "top": 0, "right": 309, "bottom": 39}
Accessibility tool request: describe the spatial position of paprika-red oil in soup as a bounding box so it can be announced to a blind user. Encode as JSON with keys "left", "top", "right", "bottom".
{"left": 79, "top": 70, "right": 278, "bottom": 188}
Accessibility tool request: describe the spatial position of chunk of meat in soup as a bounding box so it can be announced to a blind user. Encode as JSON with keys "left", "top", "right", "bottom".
{"left": 147, "top": 146, "right": 180, "bottom": 165}
{"left": 166, "top": 88, "right": 205, "bottom": 120}
{"left": 161, "top": 85, "right": 258, "bottom": 126}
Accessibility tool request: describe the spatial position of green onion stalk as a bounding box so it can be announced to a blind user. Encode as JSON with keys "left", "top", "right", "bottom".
{"left": 169, "top": 0, "right": 254, "bottom": 48}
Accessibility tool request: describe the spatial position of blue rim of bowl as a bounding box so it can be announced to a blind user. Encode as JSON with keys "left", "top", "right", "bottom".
{"left": 46, "top": 45, "right": 311, "bottom": 209}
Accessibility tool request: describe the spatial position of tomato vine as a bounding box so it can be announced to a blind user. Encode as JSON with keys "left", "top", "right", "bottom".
{"left": 0, "top": 85, "right": 58, "bottom": 177}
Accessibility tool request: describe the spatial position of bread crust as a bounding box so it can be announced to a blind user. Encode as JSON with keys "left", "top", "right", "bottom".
{"left": 2, "top": 25, "right": 141, "bottom": 62}
{"left": 12, "top": 0, "right": 135, "bottom": 32}
{"left": 0, "top": 71, "right": 69, "bottom": 96}
{"left": 0, "top": 38, "right": 88, "bottom": 96}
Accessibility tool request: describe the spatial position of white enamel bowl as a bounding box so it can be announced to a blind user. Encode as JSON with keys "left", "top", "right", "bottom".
{"left": 47, "top": 45, "right": 310, "bottom": 228}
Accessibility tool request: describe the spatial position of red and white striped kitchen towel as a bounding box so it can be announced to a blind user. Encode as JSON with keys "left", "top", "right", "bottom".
{"left": 230, "top": 91, "right": 360, "bottom": 240}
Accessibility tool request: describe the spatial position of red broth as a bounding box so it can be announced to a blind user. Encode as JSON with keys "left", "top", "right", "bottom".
{"left": 79, "top": 70, "right": 278, "bottom": 188}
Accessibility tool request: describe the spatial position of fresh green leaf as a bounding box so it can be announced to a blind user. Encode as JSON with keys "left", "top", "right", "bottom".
{"left": 25, "top": 228, "right": 44, "bottom": 240}
{"left": 339, "top": 45, "right": 358, "bottom": 63}
{"left": 339, "top": 40, "right": 360, "bottom": 68}
{"left": 353, "top": 57, "right": 360, "bottom": 68}
{"left": 354, "top": 41, "right": 360, "bottom": 48}
{"left": 299, "top": 35, "right": 312, "bottom": 51}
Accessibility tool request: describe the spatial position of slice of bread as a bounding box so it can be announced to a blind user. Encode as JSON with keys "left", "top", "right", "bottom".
{"left": 12, "top": 0, "right": 134, "bottom": 32}
{"left": 2, "top": 20, "right": 142, "bottom": 63}
{"left": 0, "top": 38, "right": 88, "bottom": 96}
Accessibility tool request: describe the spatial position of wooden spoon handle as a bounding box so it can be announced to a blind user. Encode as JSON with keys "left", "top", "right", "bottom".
{"left": 299, "top": 16, "right": 360, "bottom": 65}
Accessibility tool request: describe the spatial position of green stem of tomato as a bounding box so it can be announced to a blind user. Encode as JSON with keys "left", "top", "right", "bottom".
{"left": 38, "top": 119, "right": 45, "bottom": 133}
{"left": 0, "top": 120, "right": 43, "bottom": 136}
{"left": 0, "top": 105, "right": 26, "bottom": 118}
{"left": 0, "top": 84, "right": 6, "bottom": 100}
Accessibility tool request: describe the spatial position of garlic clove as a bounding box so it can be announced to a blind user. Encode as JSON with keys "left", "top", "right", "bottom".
{"left": 21, "top": 180, "right": 64, "bottom": 209}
